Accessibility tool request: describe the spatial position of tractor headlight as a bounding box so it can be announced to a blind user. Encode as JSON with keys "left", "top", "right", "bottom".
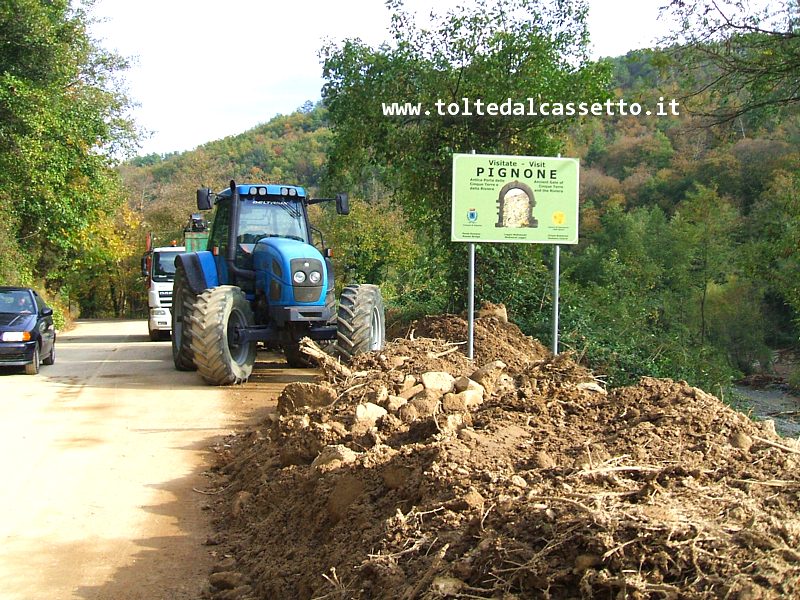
{"left": 292, "top": 271, "right": 306, "bottom": 284}
{"left": 308, "top": 271, "right": 321, "bottom": 284}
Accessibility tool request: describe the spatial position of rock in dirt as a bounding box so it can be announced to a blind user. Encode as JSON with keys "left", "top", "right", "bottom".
{"left": 420, "top": 371, "right": 456, "bottom": 394}
{"left": 208, "top": 571, "right": 245, "bottom": 591}
{"left": 354, "top": 402, "right": 388, "bottom": 424}
{"left": 276, "top": 382, "right": 337, "bottom": 415}
{"left": 312, "top": 444, "right": 359, "bottom": 471}
{"left": 381, "top": 395, "right": 407, "bottom": 413}
{"left": 476, "top": 301, "right": 508, "bottom": 323}
{"left": 409, "top": 389, "right": 441, "bottom": 417}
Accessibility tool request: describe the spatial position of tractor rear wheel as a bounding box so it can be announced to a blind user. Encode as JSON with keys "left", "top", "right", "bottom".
{"left": 284, "top": 340, "right": 310, "bottom": 368}
{"left": 171, "top": 261, "right": 197, "bottom": 371}
{"left": 190, "top": 286, "right": 256, "bottom": 385}
{"left": 335, "top": 284, "right": 385, "bottom": 362}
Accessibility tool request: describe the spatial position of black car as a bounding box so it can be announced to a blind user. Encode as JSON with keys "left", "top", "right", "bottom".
{"left": 0, "top": 287, "right": 56, "bottom": 375}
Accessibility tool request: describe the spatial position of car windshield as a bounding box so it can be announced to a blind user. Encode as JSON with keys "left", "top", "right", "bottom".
{"left": 0, "top": 290, "right": 35, "bottom": 314}
{"left": 237, "top": 199, "right": 309, "bottom": 244}
{"left": 152, "top": 251, "right": 181, "bottom": 282}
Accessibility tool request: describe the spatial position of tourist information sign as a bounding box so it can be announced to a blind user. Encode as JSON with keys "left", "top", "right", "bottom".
{"left": 451, "top": 153, "right": 579, "bottom": 244}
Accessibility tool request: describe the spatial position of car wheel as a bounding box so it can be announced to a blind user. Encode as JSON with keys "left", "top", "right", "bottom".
{"left": 42, "top": 342, "right": 55, "bottom": 365}
{"left": 25, "top": 345, "right": 40, "bottom": 375}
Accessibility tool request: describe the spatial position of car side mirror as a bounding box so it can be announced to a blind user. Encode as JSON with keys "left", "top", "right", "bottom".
{"left": 335, "top": 193, "right": 349, "bottom": 215}
{"left": 197, "top": 188, "right": 213, "bottom": 211}
{"left": 41, "top": 307, "right": 53, "bottom": 317}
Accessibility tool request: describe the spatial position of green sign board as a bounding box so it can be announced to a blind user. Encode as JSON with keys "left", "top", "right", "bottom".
{"left": 451, "top": 153, "right": 579, "bottom": 244}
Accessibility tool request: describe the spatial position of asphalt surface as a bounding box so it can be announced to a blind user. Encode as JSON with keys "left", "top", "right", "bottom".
{"left": 0, "top": 320, "right": 240, "bottom": 600}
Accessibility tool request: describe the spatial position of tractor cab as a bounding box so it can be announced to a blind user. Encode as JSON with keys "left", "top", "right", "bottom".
{"left": 202, "top": 185, "right": 312, "bottom": 275}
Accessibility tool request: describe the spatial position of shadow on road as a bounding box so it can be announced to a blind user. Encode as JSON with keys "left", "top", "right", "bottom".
{"left": 73, "top": 436, "right": 224, "bottom": 600}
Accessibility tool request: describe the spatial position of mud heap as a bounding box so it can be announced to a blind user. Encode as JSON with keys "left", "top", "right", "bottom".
{"left": 205, "top": 312, "right": 800, "bottom": 600}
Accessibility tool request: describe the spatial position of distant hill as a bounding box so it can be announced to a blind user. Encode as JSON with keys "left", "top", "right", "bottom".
{"left": 124, "top": 101, "right": 331, "bottom": 193}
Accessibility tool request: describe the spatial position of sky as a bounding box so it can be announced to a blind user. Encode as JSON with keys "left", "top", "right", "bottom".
{"left": 89, "top": 0, "right": 675, "bottom": 157}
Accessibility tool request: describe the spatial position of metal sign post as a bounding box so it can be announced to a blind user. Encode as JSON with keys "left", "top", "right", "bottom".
{"left": 452, "top": 152, "right": 579, "bottom": 359}
{"left": 552, "top": 244, "right": 560, "bottom": 355}
{"left": 467, "top": 242, "right": 475, "bottom": 360}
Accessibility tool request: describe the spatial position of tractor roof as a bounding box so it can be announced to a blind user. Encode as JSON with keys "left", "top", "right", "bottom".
{"left": 216, "top": 183, "right": 307, "bottom": 201}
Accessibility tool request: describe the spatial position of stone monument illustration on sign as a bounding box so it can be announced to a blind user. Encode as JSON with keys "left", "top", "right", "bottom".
{"left": 495, "top": 180, "right": 538, "bottom": 228}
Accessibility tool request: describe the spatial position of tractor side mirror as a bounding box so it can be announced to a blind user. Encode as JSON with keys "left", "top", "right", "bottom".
{"left": 335, "top": 193, "right": 349, "bottom": 215}
{"left": 140, "top": 256, "right": 148, "bottom": 278}
{"left": 197, "top": 188, "right": 213, "bottom": 211}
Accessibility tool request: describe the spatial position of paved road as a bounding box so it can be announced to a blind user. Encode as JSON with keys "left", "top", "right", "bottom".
{"left": 0, "top": 320, "right": 244, "bottom": 600}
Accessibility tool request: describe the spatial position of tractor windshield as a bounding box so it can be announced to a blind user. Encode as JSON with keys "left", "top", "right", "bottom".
{"left": 152, "top": 250, "right": 181, "bottom": 282}
{"left": 237, "top": 199, "right": 309, "bottom": 244}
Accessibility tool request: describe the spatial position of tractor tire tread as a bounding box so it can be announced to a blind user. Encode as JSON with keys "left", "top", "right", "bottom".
{"left": 172, "top": 262, "right": 198, "bottom": 371}
{"left": 335, "top": 284, "right": 385, "bottom": 362}
{"left": 189, "top": 286, "right": 255, "bottom": 386}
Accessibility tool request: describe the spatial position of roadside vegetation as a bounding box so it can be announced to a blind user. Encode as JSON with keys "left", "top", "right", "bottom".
{"left": 1, "top": 0, "right": 797, "bottom": 391}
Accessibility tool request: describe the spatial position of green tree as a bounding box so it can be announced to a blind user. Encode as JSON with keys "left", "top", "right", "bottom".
{"left": 744, "top": 169, "right": 800, "bottom": 327}
{"left": 311, "top": 190, "right": 422, "bottom": 305}
{"left": 320, "top": 0, "right": 611, "bottom": 309}
{"left": 671, "top": 184, "right": 740, "bottom": 346}
{"left": 0, "top": 0, "right": 136, "bottom": 293}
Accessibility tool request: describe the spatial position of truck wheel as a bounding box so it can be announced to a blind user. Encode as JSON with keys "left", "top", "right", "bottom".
{"left": 283, "top": 322, "right": 316, "bottom": 368}
{"left": 42, "top": 341, "right": 55, "bottom": 365}
{"left": 171, "top": 261, "right": 197, "bottom": 371}
{"left": 190, "top": 286, "right": 256, "bottom": 385}
{"left": 336, "top": 284, "right": 385, "bottom": 362}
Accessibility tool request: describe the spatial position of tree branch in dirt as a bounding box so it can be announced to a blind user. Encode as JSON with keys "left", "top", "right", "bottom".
{"left": 299, "top": 337, "right": 352, "bottom": 378}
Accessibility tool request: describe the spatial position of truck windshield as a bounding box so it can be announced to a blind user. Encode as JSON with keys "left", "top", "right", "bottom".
{"left": 237, "top": 199, "right": 309, "bottom": 244}
{"left": 152, "top": 250, "right": 181, "bottom": 282}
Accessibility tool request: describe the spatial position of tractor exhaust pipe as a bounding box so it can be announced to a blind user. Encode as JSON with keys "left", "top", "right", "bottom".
{"left": 225, "top": 180, "right": 255, "bottom": 283}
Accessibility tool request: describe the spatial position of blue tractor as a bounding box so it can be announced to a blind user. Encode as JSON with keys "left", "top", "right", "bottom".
{"left": 171, "top": 180, "right": 385, "bottom": 385}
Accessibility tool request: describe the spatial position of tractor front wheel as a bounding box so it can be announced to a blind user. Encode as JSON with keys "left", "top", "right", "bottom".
{"left": 336, "top": 284, "right": 385, "bottom": 362}
{"left": 172, "top": 261, "right": 197, "bottom": 371}
{"left": 190, "top": 286, "right": 256, "bottom": 385}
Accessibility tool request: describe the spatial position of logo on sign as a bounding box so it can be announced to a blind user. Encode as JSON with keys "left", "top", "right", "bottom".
{"left": 467, "top": 208, "right": 478, "bottom": 222}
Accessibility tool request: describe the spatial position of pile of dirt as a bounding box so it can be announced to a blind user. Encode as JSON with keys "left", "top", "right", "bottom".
{"left": 202, "top": 312, "right": 800, "bottom": 600}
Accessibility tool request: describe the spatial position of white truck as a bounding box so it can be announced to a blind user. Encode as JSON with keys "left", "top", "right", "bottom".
{"left": 142, "top": 244, "right": 185, "bottom": 341}
{"left": 141, "top": 216, "right": 209, "bottom": 341}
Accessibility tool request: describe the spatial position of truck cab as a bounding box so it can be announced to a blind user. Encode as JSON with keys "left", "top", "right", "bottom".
{"left": 142, "top": 245, "right": 185, "bottom": 341}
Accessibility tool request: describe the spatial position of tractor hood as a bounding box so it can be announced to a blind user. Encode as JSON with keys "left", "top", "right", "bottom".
{"left": 252, "top": 238, "right": 327, "bottom": 307}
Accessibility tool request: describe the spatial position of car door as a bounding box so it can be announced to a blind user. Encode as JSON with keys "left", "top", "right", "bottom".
{"left": 33, "top": 292, "right": 55, "bottom": 357}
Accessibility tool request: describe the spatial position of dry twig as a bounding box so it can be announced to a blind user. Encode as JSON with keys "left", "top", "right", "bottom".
{"left": 752, "top": 435, "right": 800, "bottom": 455}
